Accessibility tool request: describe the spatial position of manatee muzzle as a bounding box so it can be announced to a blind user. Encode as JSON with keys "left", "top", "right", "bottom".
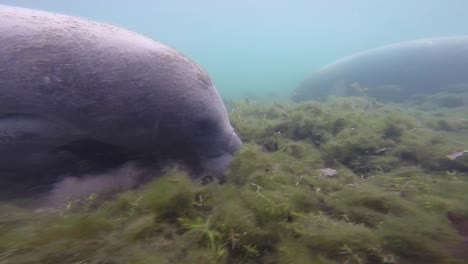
{"left": 224, "top": 131, "right": 242, "bottom": 156}
{"left": 200, "top": 130, "right": 242, "bottom": 176}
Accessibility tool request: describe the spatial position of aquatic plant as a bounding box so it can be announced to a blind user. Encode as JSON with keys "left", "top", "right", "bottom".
{"left": 1, "top": 97, "right": 467, "bottom": 264}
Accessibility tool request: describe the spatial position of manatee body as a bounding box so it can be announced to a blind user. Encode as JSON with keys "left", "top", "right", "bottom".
{"left": 0, "top": 5, "right": 241, "bottom": 196}
{"left": 293, "top": 37, "right": 468, "bottom": 102}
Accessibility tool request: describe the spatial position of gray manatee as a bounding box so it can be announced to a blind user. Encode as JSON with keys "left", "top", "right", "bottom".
{"left": 293, "top": 37, "right": 468, "bottom": 102}
{"left": 0, "top": 5, "right": 241, "bottom": 198}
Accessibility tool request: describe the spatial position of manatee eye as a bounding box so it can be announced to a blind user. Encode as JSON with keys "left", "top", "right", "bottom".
{"left": 194, "top": 118, "right": 217, "bottom": 136}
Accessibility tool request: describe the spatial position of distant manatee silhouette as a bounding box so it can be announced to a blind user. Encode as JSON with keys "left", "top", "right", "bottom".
{"left": 0, "top": 5, "right": 241, "bottom": 199}
{"left": 293, "top": 37, "right": 468, "bottom": 102}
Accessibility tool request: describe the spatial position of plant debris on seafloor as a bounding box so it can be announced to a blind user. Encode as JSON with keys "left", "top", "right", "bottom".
{"left": 1, "top": 96, "right": 468, "bottom": 264}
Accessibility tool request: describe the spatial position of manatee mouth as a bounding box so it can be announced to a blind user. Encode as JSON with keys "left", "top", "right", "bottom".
{"left": 201, "top": 153, "right": 236, "bottom": 176}
{"left": 200, "top": 130, "right": 242, "bottom": 175}
{"left": 224, "top": 131, "right": 242, "bottom": 156}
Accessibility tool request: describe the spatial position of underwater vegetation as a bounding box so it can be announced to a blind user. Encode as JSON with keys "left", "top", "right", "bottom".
{"left": 1, "top": 97, "right": 468, "bottom": 264}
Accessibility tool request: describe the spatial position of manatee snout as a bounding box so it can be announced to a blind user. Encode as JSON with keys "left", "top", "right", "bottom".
{"left": 226, "top": 130, "right": 242, "bottom": 156}
{"left": 199, "top": 130, "right": 242, "bottom": 177}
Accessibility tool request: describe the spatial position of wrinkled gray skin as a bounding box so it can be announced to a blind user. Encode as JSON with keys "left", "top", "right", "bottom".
{"left": 0, "top": 5, "right": 241, "bottom": 199}
{"left": 293, "top": 37, "right": 468, "bottom": 102}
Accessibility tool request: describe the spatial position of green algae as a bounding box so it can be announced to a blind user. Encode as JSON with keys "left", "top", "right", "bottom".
{"left": 1, "top": 97, "right": 468, "bottom": 264}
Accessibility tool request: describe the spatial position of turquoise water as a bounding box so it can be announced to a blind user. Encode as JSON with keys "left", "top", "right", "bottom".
{"left": 3, "top": 0, "right": 468, "bottom": 99}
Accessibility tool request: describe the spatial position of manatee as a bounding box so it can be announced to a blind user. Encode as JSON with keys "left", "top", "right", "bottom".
{"left": 0, "top": 5, "right": 241, "bottom": 199}
{"left": 293, "top": 37, "right": 468, "bottom": 102}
